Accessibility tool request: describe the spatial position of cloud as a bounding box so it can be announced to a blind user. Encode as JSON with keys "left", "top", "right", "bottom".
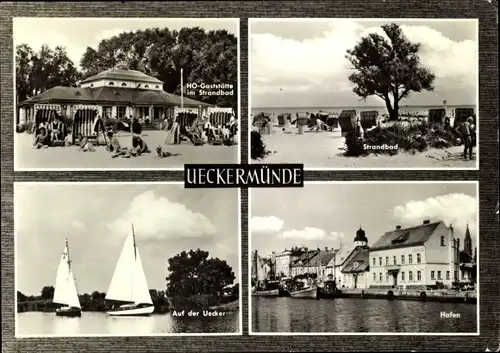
{"left": 107, "top": 190, "right": 216, "bottom": 240}
{"left": 71, "top": 220, "right": 87, "bottom": 232}
{"left": 393, "top": 193, "right": 478, "bottom": 237}
{"left": 279, "top": 227, "right": 344, "bottom": 241}
{"left": 250, "top": 216, "right": 284, "bottom": 234}
{"left": 250, "top": 20, "right": 477, "bottom": 106}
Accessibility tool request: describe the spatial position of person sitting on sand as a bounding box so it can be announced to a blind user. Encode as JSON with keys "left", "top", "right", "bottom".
{"left": 314, "top": 118, "right": 325, "bottom": 132}
{"left": 129, "top": 135, "right": 151, "bottom": 156}
{"left": 454, "top": 116, "right": 474, "bottom": 160}
{"left": 33, "top": 127, "right": 49, "bottom": 149}
{"left": 106, "top": 130, "right": 131, "bottom": 158}
{"left": 77, "top": 133, "right": 95, "bottom": 152}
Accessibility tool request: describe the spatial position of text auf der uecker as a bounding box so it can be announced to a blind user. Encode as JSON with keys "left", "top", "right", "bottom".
{"left": 184, "top": 164, "right": 304, "bottom": 188}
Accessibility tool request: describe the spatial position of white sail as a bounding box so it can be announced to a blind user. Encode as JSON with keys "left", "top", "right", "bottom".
{"left": 132, "top": 249, "right": 153, "bottom": 305}
{"left": 53, "top": 244, "right": 81, "bottom": 309}
{"left": 106, "top": 234, "right": 135, "bottom": 303}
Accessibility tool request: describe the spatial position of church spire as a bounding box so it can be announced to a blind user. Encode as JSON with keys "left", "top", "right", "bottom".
{"left": 464, "top": 223, "right": 472, "bottom": 256}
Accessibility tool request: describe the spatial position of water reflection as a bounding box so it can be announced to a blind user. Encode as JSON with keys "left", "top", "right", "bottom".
{"left": 252, "top": 297, "right": 477, "bottom": 333}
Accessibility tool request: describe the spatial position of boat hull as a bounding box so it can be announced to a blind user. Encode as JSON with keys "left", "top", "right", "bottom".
{"left": 252, "top": 289, "right": 279, "bottom": 297}
{"left": 56, "top": 307, "right": 81, "bottom": 317}
{"left": 107, "top": 305, "right": 154, "bottom": 316}
{"left": 290, "top": 286, "right": 318, "bottom": 299}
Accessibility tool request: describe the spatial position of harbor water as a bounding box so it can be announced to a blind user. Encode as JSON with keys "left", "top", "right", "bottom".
{"left": 252, "top": 297, "right": 477, "bottom": 333}
{"left": 17, "top": 311, "right": 239, "bottom": 336}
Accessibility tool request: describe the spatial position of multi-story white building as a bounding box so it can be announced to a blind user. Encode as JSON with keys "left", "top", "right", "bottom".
{"left": 272, "top": 248, "right": 304, "bottom": 278}
{"left": 368, "top": 220, "right": 463, "bottom": 290}
{"left": 333, "top": 227, "right": 369, "bottom": 288}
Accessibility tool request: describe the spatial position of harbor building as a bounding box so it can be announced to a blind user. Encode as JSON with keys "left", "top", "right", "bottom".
{"left": 368, "top": 220, "right": 474, "bottom": 290}
{"left": 333, "top": 227, "right": 370, "bottom": 288}
{"left": 272, "top": 247, "right": 305, "bottom": 278}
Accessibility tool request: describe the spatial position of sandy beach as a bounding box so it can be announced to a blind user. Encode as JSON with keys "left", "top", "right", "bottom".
{"left": 15, "top": 130, "right": 239, "bottom": 170}
{"left": 252, "top": 127, "right": 477, "bottom": 169}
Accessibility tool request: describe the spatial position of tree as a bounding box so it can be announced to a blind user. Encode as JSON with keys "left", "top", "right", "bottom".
{"left": 166, "top": 249, "right": 235, "bottom": 300}
{"left": 15, "top": 44, "right": 81, "bottom": 102}
{"left": 79, "top": 27, "right": 238, "bottom": 110}
{"left": 40, "top": 286, "right": 55, "bottom": 300}
{"left": 345, "top": 23, "right": 436, "bottom": 121}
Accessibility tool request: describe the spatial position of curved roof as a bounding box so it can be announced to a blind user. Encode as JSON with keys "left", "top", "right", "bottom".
{"left": 80, "top": 67, "right": 163, "bottom": 85}
{"left": 354, "top": 227, "right": 368, "bottom": 243}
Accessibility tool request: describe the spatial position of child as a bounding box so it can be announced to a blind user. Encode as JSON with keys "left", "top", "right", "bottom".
{"left": 33, "top": 127, "right": 49, "bottom": 149}
{"left": 77, "top": 133, "right": 95, "bottom": 152}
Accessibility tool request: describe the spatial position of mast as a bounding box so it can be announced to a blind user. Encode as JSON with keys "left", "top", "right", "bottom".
{"left": 132, "top": 224, "right": 137, "bottom": 260}
{"left": 66, "top": 238, "right": 72, "bottom": 271}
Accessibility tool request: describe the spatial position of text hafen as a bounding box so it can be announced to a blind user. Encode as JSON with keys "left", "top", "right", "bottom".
{"left": 440, "top": 311, "right": 461, "bottom": 319}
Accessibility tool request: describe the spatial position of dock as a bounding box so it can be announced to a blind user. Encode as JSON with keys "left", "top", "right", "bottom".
{"left": 338, "top": 288, "right": 477, "bottom": 304}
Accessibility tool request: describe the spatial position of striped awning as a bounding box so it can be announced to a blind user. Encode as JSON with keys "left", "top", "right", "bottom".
{"left": 208, "top": 107, "right": 234, "bottom": 114}
{"left": 34, "top": 104, "right": 61, "bottom": 113}
{"left": 73, "top": 104, "right": 99, "bottom": 111}
{"left": 174, "top": 107, "right": 198, "bottom": 115}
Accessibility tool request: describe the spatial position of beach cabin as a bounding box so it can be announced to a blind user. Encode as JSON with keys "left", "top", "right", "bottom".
{"left": 277, "top": 113, "right": 291, "bottom": 126}
{"left": 252, "top": 112, "right": 272, "bottom": 135}
{"left": 360, "top": 110, "right": 380, "bottom": 130}
{"left": 338, "top": 110, "right": 357, "bottom": 136}
{"left": 16, "top": 64, "right": 211, "bottom": 144}
{"left": 208, "top": 107, "right": 235, "bottom": 127}
{"left": 427, "top": 108, "right": 447, "bottom": 126}
{"left": 326, "top": 114, "right": 339, "bottom": 129}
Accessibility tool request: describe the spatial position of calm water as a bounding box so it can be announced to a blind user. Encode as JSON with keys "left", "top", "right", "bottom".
{"left": 252, "top": 297, "right": 477, "bottom": 333}
{"left": 17, "top": 311, "right": 239, "bottom": 336}
{"left": 251, "top": 105, "right": 476, "bottom": 116}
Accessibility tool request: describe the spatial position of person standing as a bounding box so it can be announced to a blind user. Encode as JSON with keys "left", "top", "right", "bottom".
{"left": 455, "top": 116, "right": 474, "bottom": 160}
{"left": 130, "top": 117, "right": 142, "bottom": 149}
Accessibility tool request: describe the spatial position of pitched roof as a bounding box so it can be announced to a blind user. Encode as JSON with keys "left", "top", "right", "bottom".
{"left": 80, "top": 67, "right": 163, "bottom": 84}
{"left": 290, "top": 250, "right": 318, "bottom": 267}
{"left": 341, "top": 248, "right": 370, "bottom": 273}
{"left": 370, "top": 221, "right": 442, "bottom": 251}
{"left": 290, "top": 250, "right": 338, "bottom": 268}
{"left": 19, "top": 86, "right": 210, "bottom": 107}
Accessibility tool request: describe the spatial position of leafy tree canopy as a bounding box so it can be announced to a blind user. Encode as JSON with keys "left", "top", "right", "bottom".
{"left": 345, "top": 23, "right": 436, "bottom": 120}
{"left": 166, "top": 249, "right": 235, "bottom": 299}
{"left": 40, "top": 285, "right": 55, "bottom": 300}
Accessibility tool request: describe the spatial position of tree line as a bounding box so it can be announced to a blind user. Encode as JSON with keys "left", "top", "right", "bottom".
{"left": 18, "top": 248, "right": 238, "bottom": 313}
{"left": 16, "top": 27, "right": 238, "bottom": 109}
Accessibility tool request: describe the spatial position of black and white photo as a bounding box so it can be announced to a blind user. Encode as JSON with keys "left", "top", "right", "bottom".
{"left": 250, "top": 182, "right": 478, "bottom": 334}
{"left": 14, "top": 18, "right": 240, "bottom": 171}
{"left": 15, "top": 182, "right": 241, "bottom": 336}
{"left": 249, "top": 19, "right": 479, "bottom": 170}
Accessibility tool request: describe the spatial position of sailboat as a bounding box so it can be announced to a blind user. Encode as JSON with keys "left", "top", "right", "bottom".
{"left": 105, "top": 224, "right": 154, "bottom": 316}
{"left": 53, "top": 239, "right": 82, "bottom": 317}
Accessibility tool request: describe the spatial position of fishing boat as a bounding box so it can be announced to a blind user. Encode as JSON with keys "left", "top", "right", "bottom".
{"left": 289, "top": 285, "right": 318, "bottom": 299}
{"left": 252, "top": 289, "right": 280, "bottom": 297}
{"left": 53, "top": 239, "right": 82, "bottom": 317}
{"left": 105, "top": 225, "right": 154, "bottom": 316}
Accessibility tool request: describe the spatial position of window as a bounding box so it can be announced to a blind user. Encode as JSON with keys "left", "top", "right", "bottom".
{"left": 121, "top": 83, "right": 127, "bottom": 87}
{"left": 393, "top": 256, "right": 397, "bottom": 265}
{"left": 409, "top": 271, "right": 413, "bottom": 281}
{"left": 90, "top": 83, "right": 94, "bottom": 88}
{"left": 373, "top": 258, "right": 376, "bottom": 266}
{"left": 417, "top": 271, "right": 421, "bottom": 281}
{"left": 431, "top": 271, "right": 435, "bottom": 280}
{"left": 440, "top": 236, "right": 445, "bottom": 246}
{"left": 155, "top": 85, "right": 160, "bottom": 89}
{"left": 437, "top": 271, "right": 442, "bottom": 280}
{"left": 385, "top": 273, "right": 388, "bottom": 282}
{"left": 117, "top": 106, "right": 126, "bottom": 119}
{"left": 401, "top": 255, "right": 405, "bottom": 265}
{"left": 462, "top": 271, "right": 466, "bottom": 279}
{"left": 379, "top": 273, "right": 382, "bottom": 282}
{"left": 373, "top": 273, "right": 376, "bottom": 281}
{"left": 144, "top": 85, "right": 149, "bottom": 88}
{"left": 109, "top": 82, "right": 115, "bottom": 86}
{"left": 417, "top": 253, "right": 421, "bottom": 264}
{"left": 408, "top": 254, "right": 413, "bottom": 264}
{"left": 103, "top": 106, "right": 112, "bottom": 118}
{"left": 401, "top": 271, "right": 405, "bottom": 281}
{"left": 446, "top": 271, "right": 450, "bottom": 280}
{"left": 379, "top": 257, "right": 382, "bottom": 266}
{"left": 385, "top": 257, "right": 389, "bottom": 266}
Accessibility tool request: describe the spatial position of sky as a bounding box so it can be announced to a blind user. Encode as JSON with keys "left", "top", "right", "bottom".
{"left": 15, "top": 183, "right": 239, "bottom": 296}
{"left": 251, "top": 183, "right": 478, "bottom": 258}
{"left": 250, "top": 19, "right": 478, "bottom": 108}
{"left": 13, "top": 17, "right": 239, "bottom": 69}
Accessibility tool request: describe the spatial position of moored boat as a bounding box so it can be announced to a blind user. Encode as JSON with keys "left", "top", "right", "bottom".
{"left": 289, "top": 286, "right": 317, "bottom": 299}
{"left": 252, "top": 289, "right": 279, "bottom": 297}
{"left": 53, "top": 239, "right": 82, "bottom": 317}
{"left": 105, "top": 224, "right": 154, "bottom": 316}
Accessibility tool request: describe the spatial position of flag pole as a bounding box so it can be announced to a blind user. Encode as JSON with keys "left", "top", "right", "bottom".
{"left": 181, "top": 68, "right": 184, "bottom": 109}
